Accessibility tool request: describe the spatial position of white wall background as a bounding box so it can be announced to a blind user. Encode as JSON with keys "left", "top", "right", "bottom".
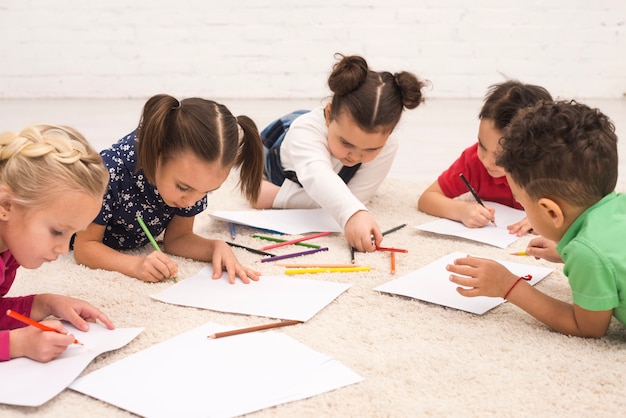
{"left": 1, "top": 0, "right": 625, "bottom": 99}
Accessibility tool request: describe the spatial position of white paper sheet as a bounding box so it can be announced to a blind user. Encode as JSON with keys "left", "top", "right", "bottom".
{"left": 375, "top": 251, "right": 553, "bottom": 315}
{"left": 70, "top": 322, "right": 363, "bottom": 418}
{"left": 415, "top": 202, "right": 527, "bottom": 248}
{"left": 0, "top": 324, "right": 143, "bottom": 407}
{"left": 151, "top": 266, "right": 351, "bottom": 322}
{"left": 210, "top": 208, "right": 343, "bottom": 235}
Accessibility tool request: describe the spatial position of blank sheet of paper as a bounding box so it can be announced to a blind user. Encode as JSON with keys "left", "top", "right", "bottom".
{"left": 210, "top": 208, "right": 343, "bottom": 234}
{"left": 375, "top": 251, "right": 553, "bottom": 315}
{"left": 70, "top": 322, "right": 363, "bottom": 418}
{"left": 0, "top": 324, "right": 143, "bottom": 407}
{"left": 151, "top": 266, "right": 351, "bottom": 321}
{"left": 415, "top": 202, "right": 526, "bottom": 248}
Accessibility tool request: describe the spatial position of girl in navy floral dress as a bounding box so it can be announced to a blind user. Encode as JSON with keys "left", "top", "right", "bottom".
{"left": 73, "top": 94, "right": 264, "bottom": 283}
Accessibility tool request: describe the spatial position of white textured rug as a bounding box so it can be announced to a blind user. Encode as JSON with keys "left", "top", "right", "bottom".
{"left": 3, "top": 174, "right": 626, "bottom": 418}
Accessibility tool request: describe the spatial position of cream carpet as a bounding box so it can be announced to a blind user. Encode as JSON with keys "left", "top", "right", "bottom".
{"left": 3, "top": 174, "right": 626, "bottom": 418}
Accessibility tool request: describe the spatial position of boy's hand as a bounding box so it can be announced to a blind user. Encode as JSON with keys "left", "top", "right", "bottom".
{"left": 526, "top": 237, "right": 563, "bottom": 263}
{"left": 460, "top": 202, "right": 496, "bottom": 228}
{"left": 507, "top": 216, "right": 534, "bottom": 236}
{"left": 447, "top": 255, "right": 519, "bottom": 298}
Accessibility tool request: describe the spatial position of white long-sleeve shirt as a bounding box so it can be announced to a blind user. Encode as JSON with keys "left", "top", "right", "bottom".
{"left": 273, "top": 107, "right": 399, "bottom": 228}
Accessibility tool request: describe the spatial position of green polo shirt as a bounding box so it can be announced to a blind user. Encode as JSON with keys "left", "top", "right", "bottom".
{"left": 557, "top": 192, "right": 626, "bottom": 325}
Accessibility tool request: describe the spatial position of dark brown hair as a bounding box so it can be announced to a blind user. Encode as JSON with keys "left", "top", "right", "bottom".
{"left": 497, "top": 100, "right": 618, "bottom": 207}
{"left": 327, "top": 54, "right": 427, "bottom": 133}
{"left": 136, "top": 94, "right": 263, "bottom": 202}
{"left": 479, "top": 80, "right": 553, "bottom": 131}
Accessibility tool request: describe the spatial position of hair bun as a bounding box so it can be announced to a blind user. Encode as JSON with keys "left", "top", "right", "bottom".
{"left": 328, "top": 54, "right": 369, "bottom": 96}
{"left": 393, "top": 72, "right": 427, "bottom": 110}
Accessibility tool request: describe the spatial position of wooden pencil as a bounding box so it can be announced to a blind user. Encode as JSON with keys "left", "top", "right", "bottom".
{"left": 208, "top": 319, "right": 302, "bottom": 339}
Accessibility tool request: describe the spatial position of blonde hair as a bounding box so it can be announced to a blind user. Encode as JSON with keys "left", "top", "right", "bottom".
{"left": 0, "top": 125, "right": 108, "bottom": 211}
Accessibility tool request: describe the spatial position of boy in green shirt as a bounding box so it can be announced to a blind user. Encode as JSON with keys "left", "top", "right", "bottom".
{"left": 447, "top": 100, "right": 623, "bottom": 338}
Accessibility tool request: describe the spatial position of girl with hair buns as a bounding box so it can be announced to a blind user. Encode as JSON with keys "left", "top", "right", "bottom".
{"left": 252, "top": 53, "right": 427, "bottom": 252}
{"left": 0, "top": 125, "right": 115, "bottom": 362}
{"left": 73, "top": 94, "right": 265, "bottom": 283}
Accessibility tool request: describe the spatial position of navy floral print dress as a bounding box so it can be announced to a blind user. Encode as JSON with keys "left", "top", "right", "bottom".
{"left": 95, "top": 131, "right": 206, "bottom": 250}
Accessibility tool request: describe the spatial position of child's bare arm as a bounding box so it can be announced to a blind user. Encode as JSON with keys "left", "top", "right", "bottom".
{"left": 448, "top": 255, "right": 613, "bottom": 338}
{"left": 74, "top": 223, "right": 177, "bottom": 282}
{"left": 418, "top": 181, "right": 494, "bottom": 227}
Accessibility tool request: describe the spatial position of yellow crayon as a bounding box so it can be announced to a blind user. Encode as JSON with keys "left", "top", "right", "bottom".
{"left": 285, "top": 266, "right": 372, "bottom": 275}
{"left": 510, "top": 251, "right": 529, "bottom": 256}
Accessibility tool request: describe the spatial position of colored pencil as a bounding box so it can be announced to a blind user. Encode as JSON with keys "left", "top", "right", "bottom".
{"left": 285, "top": 266, "right": 372, "bottom": 275}
{"left": 275, "top": 263, "right": 359, "bottom": 268}
{"left": 261, "top": 247, "right": 328, "bottom": 263}
{"left": 252, "top": 234, "right": 321, "bottom": 249}
{"left": 226, "top": 242, "right": 276, "bottom": 257}
{"left": 137, "top": 216, "right": 178, "bottom": 282}
{"left": 510, "top": 251, "right": 529, "bottom": 256}
{"left": 390, "top": 251, "right": 396, "bottom": 275}
{"left": 208, "top": 319, "right": 302, "bottom": 339}
{"left": 251, "top": 226, "right": 285, "bottom": 235}
{"left": 459, "top": 173, "right": 497, "bottom": 226}
{"left": 260, "top": 231, "right": 331, "bottom": 250}
{"left": 6, "top": 309, "right": 83, "bottom": 345}
{"left": 230, "top": 222, "right": 236, "bottom": 240}
{"left": 350, "top": 246, "right": 356, "bottom": 264}
{"left": 375, "top": 245, "right": 408, "bottom": 253}
{"left": 382, "top": 223, "right": 407, "bottom": 236}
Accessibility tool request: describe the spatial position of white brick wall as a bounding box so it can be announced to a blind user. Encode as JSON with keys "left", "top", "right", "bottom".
{"left": 1, "top": 0, "right": 624, "bottom": 99}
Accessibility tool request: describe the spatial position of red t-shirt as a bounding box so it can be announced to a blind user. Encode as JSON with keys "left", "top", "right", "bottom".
{"left": 437, "top": 143, "right": 523, "bottom": 210}
{"left": 0, "top": 250, "right": 35, "bottom": 361}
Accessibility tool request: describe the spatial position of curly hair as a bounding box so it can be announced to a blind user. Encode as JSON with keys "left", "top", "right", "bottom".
{"left": 497, "top": 100, "right": 617, "bottom": 207}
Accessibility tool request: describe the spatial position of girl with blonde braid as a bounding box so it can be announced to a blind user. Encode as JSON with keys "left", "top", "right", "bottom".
{"left": 0, "top": 125, "right": 115, "bottom": 363}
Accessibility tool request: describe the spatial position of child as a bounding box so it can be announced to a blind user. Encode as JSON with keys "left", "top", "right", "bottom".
{"left": 73, "top": 94, "right": 264, "bottom": 283}
{"left": 0, "top": 125, "right": 115, "bottom": 362}
{"left": 417, "top": 80, "right": 552, "bottom": 236}
{"left": 251, "top": 54, "right": 427, "bottom": 252}
{"left": 447, "top": 100, "right": 623, "bottom": 338}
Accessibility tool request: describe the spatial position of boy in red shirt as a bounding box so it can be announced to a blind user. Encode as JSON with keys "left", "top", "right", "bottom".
{"left": 417, "top": 80, "right": 552, "bottom": 236}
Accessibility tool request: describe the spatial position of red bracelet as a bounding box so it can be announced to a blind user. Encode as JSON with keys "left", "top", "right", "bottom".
{"left": 503, "top": 274, "right": 532, "bottom": 300}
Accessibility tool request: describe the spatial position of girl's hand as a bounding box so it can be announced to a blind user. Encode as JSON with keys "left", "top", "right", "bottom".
{"left": 135, "top": 251, "right": 179, "bottom": 282}
{"left": 460, "top": 202, "right": 496, "bottom": 228}
{"left": 526, "top": 236, "right": 563, "bottom": 263}
{"left": 344, "top": 210, "right": 381, "bottom": 252}
{"left": 446, "top": 255, "right": 519, "bottom": 298}
{"left": 10, "top": 321, "right": 76, "bottom": 362}
{"left": 33, "top": 294, "right": 115, "bottom": 332}
{"left": 210, "top": 240, "right": 261, "bottom": 284}
{"left": 507, "top": 216, "right": 534, "bottom": 236}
